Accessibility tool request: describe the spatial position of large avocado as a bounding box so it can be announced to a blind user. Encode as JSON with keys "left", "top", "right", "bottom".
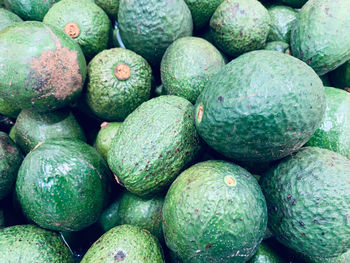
{"left": 163, "top": 160, "right": 267, "bottom": 263}
{"left": 261, "top": 147, "right": 350, "bottom": 258}
{"left": 291, "top": 0, "right": 350, "bottom": 75}
{"left": 0, "top": 21, "right": 86, "bottom": 112}
{"left": 194, "top": 50, "right": 325, "bottom": 162}
{"left": 0, "top": 8, "right": 22, "bottom": 31}
{"left": 108, "top": 95, "right": 201, "bottom": 197}
{"left": 118, "top": 0, "right": 193, "bottom": 66}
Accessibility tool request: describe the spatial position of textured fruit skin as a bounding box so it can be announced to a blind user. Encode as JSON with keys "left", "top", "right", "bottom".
{"left": 0, "top": 97, "right": 21, "bottom": 118}
{"left": 306, "top": 87, "right": 350, "bottom": 159}
{"left": 81, "top": 224, "right": 164, "bottom": 263}
{"left": 329, "top": 61, "right": 350, "bottom": 89}
{"left": 0, "top": 224, "right": 73, "bottom": 262}
{"left": 184, "top": 0, "right": 224, "bottom": 30}
{"left": 14, "top": 109, "right": 86, "bottom": 154}
{"left": 0, "top": 132, "right": 22, "bottom": 200}
{"left": 43, "top": 0, "right": 111, "bottom": 60}
{"left": 85, "top": 48, "right": 152, "bottom": 121}
{"left": 94, "top": 122, "right": 122, "bottom": 160}
{"left": 248, "top": 242, "right": 284, "bottom": 263}
{"left": 163, "top": 160, "right": 267, "bottom": 263}
{"left": 0, "top": 8, "right": 22, "bottom": 31}
{"left": 264, "top": 41, "right": 290, "bottom": 54}
{"left": 194, "top": 50, "right": 325, "bottom": 162}
{"left": 94, "top": 0, "right": 119, "bottom": 18}
{"left": 303, "top": 249, "right": 350, "bottom": 263}
{"left": 0, "top": 21, "right": 86, "bottom": 112}
{"left": 16, "top": 138, "right": 111, "bottom": 231}
{"left": 108, "top": 95, "right": 201, "bottom": 197}
{"left": 4, "top": 0, "right": 58, "bottom": 21}
{"left": 275, "top": 0, "right": 306, "bottom": 8}
{"left": 291, "top": 0, "right": 350, "bottom": 76}
{"left": 161, "top": 37, "right": 225, "bottom": 104}
{"left": 261, "top": 147, "right": 350, "bottom": 258}
{"left": 118, "top": 0, "right": 193, "bottom": 66}
{"left": 267, "top": 5, "right": 297, "bottom": 43}
{"left": 210, "top": 0, "right": 270, "bottom": 57}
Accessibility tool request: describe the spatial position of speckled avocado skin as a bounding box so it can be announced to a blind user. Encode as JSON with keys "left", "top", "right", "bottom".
{"left": 248, "top": 242, "right": 284, "bottom": 263}
{"left": 264, "top": 41, "right": 290, "bottom": 54}
{"left": 0, "top": 224, "right": 73, "bottom": 262}
{"left": 16, "top": 138, "right": 111, "bottom": 232}
{"left": 0, "top": 8, "right": 22, "bottom": 31}
{"left": 108, "top": 95, "right": 201, "bottom": 197}
{"left": 291, "top": 0, "right": 350, "bottom": 76}
{"left": 261, "top": 147, "right": 350, "bottom": 258}
{"left": 81, "top": 224, "right": 164, "bottom": 263}
{"left": 94, "top": 122, "right": 122, "bottom": 160}
{"left": 163, "top": 160, "right": 267, "bottom": 263}
{"left": 161, "top": 37, "right": 226, "bottom": 104}
{"left": 210, "top": 0, "right": 270, "bottom": 57}
{"left": 14, "top": 109, "right": 86, "bottom": 154}
{"left": 194, "top": 50, "right": 325, "bottom": 162}
{"left": 118, "top": 0, "right": 193, "bottom": 66}
{"left": 0, "top": 21, "right": 86, "bottom": 112}
{"left": 0, "top": 131, "right": 22, "bottom": 200}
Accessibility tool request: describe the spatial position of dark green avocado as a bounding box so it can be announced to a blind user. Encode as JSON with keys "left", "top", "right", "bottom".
{"left": 0, "top": 8, "right": 22, "bottom": 31}
{"left": 248, "top": 241, "right": 285, "bottom": 263}
{"left": 0, "top": 97, "right": 21, "bottom": 118}
{"left": 94, "top": 122, "right": 122, "bottom": 160}
{"left": 98, "top": 197, "right": 121, "bottom": 232}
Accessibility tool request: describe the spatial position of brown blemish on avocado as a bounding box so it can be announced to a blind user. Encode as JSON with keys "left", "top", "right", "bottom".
{"left": 114, "top": 250, "right": 126, "bottom": 261}
{"left": 101, "top": 122, "right": 109, "bottom": 129}
{"left": 197, "top": 105, "right": 203, "bottom": 123}
{"left": 224, "top": 176, "right": 237, "bottom": 187}
{"left": 64, "top": 22, "right": 80, "bottom": 38}
{"left": 33, "top": 141, "right": 43, "bottom": 150}
{"left": 114, "top": 174, "right": 124, "bottom": 186}
{"left": 6, "top": 145, "right": 14, "bottom": 153}
{"left": 114, "top": 64, "right": 131, "bottom": 80}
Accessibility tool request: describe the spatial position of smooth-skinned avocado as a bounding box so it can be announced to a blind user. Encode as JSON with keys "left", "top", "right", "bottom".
{"left": 94, "top": 122, "right": 122, "bottom": 160}
{"left": 194, "top": 50, "right": 326, "bottom": 162}
{"left": 261, "top": 147, "right": 350, "bottom": 259}
{"left": 163, "top": 160, "right": 267, "bottom": 263}
{"left": 0, "top": 8, "right": 22, "bottom": 31}
{"left": 0, "top": 21, "right": 86, "bottom": 112}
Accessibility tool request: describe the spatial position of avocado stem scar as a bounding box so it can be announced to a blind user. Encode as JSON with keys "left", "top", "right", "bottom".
{"left": 114, "top": 64, "right": 131, "bottom": 80}
{"left": 64, "top": 22, "right": 80, "bottom": 39}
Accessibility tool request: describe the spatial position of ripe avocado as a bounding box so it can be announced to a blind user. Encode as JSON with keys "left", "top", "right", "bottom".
{"left": 0, "top": 8, "right": 22, "bottom": 31}
{"left": 94, "top": 122, "right": 122, "bottom": 160}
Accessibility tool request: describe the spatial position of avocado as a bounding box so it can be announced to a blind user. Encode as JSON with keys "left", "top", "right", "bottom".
{"left": 267, "top": 5, "right": 298, "bottom": 43}
{"left": 291, "top": 0, "right": 350, "bottom": 75}
{"left": 329, "top": 60, "right": 350, "bottom": 89}
{"left": 261, "top": 147, "right": 350, "bottom": 258}
{"left": 163, "top": 160, "right": 267, "bottom": 263}
{"left": 0, "top": 132, "right": 22, "bottom": 200}
{"left": 0, "top": 21, "right": 86, "bottom": 112}
{"left": 194, "top": 50, "right": 325, "bottom": 162}
{"left": 0, "top": 224, "right": 73, "bottom": 262}
{"left": 264, "top": 41, "right": 290, "bottom": 54}
{"left": 43, "top": 0, "right": 112, "bottom": 60}
{"left": 14, "top": 109, "right": 86, "bottom": 154}
{"left": 248, "top": 241, "right": 285, "bottom": 263}
{"left": 108, "top": 95, "right": 201, "bottom": 197}
{"left": 16, "top": 138, "right": 111, "bottom": 231}
{"left": 94, "top": 122, "right": 122, "bottom": 160}
{"left": 275, "top": 0, "right": 306, "bottom": 8}
{"left": 303, "top": 249, "right": 350, "bottom": 263}
{"left": 94, "top": 0, "right": 119, "bottom": 19}
{"left": 84, "top": 48, "right": 152, "bottom": 121}
{"left": 0, "top": 8, "right": 22, "bottom": 31}
{"left": 210, "top": 0, "right": 270, "bottom": 57}
{"left": 81, "top": 224, "right": 164, "bottom": 263}
{"left": 118, "top": 0, "right": 193, "bottom": 66}
{"left": 98, "top": 197, "right": 121, "bottom": 232}
{"left": 161, "top": 37, "right": 226, "bottom": 104}
{"left": 0, "top": 97, "right": 21, "bottom": 118}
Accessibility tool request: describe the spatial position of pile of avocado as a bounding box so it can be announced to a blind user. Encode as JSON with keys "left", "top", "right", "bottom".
{"left": 1, "top": 0, "right": 350, "bottom": 262}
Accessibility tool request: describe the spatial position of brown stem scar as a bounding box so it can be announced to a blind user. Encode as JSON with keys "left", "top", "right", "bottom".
{"left": 114, "top": 64, "right": 131, "bottom": 80}
{"left": 64, "top": 22, "right": 80, "bottom": 39}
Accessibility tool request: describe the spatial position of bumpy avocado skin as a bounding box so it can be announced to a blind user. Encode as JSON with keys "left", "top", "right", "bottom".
{"left": 108, "top": 95, "right": 201, "bottom": 197}
{"left": 0, "top": 8, "right": 22, "bottom": 31}
{"left": 118, "top": 0, "right": 193, "bottom": 66}
{"left": 0, "top": 132, "right": 22, "bottom": 200}
{"left": 210, "top": 0, "right": 270, "bottom": 57}
{"left": 261, "top": 147, "right": 350, "bottom": 258}
{"left": 248, "top": 242, "right": 285, "bottom": 263}
{"left": 16, "top": 138, "right": 111, "bottom": 232}
{"left": 0, "top": 97, "right": 21, "bottom": 118}
{"left": 81, "top": 225, "right": 164, "bottom": 263}
{"left": 264, "top": 41, "right": 290, "bottom": 54}
{"left": 94, "top": 0, "right": 119, "bottom": 18}
{"left": 163, "top": 160, "right": 267, "bottom": 263}
{"left": 302, "top": 249, "right": 350, "bottom": 263}
{"left": 161, "top": 37, "right": 226, "bottom": 104}
{"left": 306, "top": 87, "right": 350, "bottom": 159}
{"left": 0, "top": 224, "right": 73, "bottom": 262}
{"left": 14, "top": 109, "right": 86, "bottom": 154}
{"left": 291, "top": 0, "right": 350, "bottom": 76}
{"left": 43, "top": 0, "right": 111, "bottom": 60}
{"left": 267, "top": 5, "right": 298, "bottom": 43}
{"left": 194, "top": 50, "right": 325, "bottom": 162}
{"left": 0, "top": 21, "right": 86, "bottom": 112}
{"left": 85, "top": 48, "right": 152, "bottom": 121}
{"left": 94, "top": 122, "right": 122, "bottom": 160}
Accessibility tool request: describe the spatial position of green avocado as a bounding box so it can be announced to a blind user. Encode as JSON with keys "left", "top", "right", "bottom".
{"left": 0, "top": 132, "right": 22, "bottom": 200}
{"left": 0, "top": 21, "right": 86, "bottom": 112}
{"left": 163, "top": 160, "right": 267, "bottom": 263}
{"left": 0, "top": 224, "right": 73, "bottom": 262}
{"left": 261, "top": 147, "right": 350, "bottom": 259}
{"left": 194, "top": 50, "right": 325, "bottom": 162}
{"left": 94, "top": 122, "right": 122, "bottom": 160}
{"left": 291, "top": 0, "right": 350, "bottom": 75}
{"left": 81, "top": 224, "right": 164, "bottom": 263}
{"left": 210, "top": 0, "right": 270, "bottom": 57}
{"left": 302, "top": 249, "right": 350, "bottom": 263}
{"left": 16, "top": 138, "right": 111, "bottom": 231}
{"left": 275, "top": 0, "right": 306, "bottom": 8}
{"left": 264, "top": 41, "right": 290, "bottom": 54}
{"left": 43, "top": 0, "right": 111, "bottom": 60}
{"left": 248, "top": 241, "right": 285, "bottom": 263}
{"left": 84, "top": 48, "right": 152, "bottom": 121}
{"left": 0, "top": 97, "right": 21, "bottom": 118}
{"left": 118, "top": 0, "right": 193, "bottom": 66}
{"left": 329, "top": 60, "right": 350, "bottom": 89}
{"left": 161, "top": 37, "right": 226, "bottom": 104}
{"left": 0, "top": 8, "right": 22, "bottom": 31}
{"left": 14, "top": 109, "right": 86, "bottom": 154}
{"left": 108, "top": 95, "right": 201, "bottom": 197}
{"left": 98, "top": 197, "right": 121, "bottom": 232}
{"left": 306, "top": 87, "right": 350, "bottom": 159}
{"left": 94, "top": 0, "right": 119, "bottom": 18}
